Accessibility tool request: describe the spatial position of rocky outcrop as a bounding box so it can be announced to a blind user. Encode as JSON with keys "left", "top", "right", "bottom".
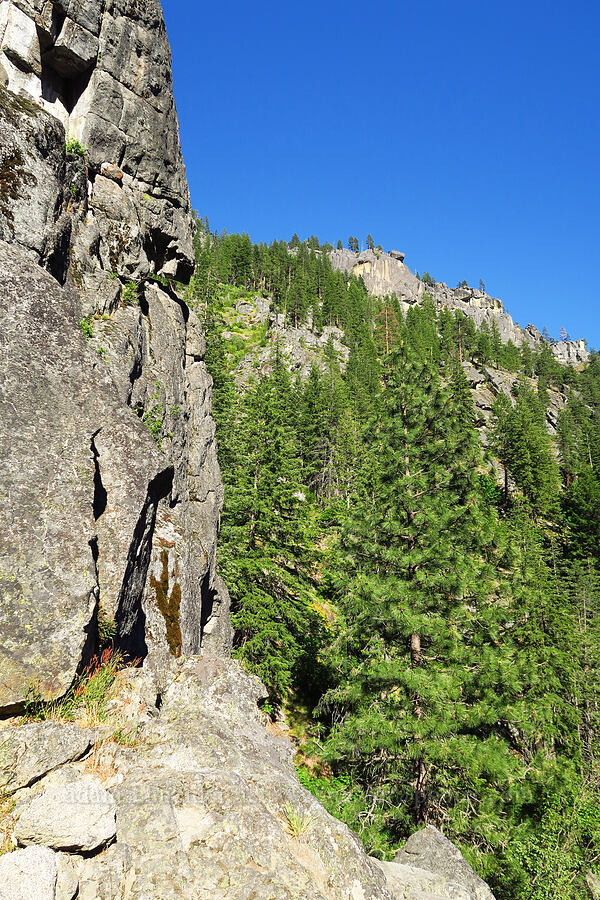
{"left": 0, "top": 658, "right": 496, "bottom": 900}
{"left": 220, "top": 293, "right": 350, "bottom": 386}
{"left": 330, "top": 248, "right": 589, "bottom": 367}
{"left": 461, "top": 361, "right": 567, "bottom": 440}
{"left": 0, "top": 0, "right": 194, "bottom": 282}
{"left": 0, "top": 0, "right": 228, "bottom": 713}
{"left": 0, "top": 240, "right": 164, "bottom": 710}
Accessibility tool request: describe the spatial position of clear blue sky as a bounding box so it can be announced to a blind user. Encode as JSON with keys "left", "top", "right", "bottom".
{"left": 163, "top": 0, "right": 600, "bottom": 348}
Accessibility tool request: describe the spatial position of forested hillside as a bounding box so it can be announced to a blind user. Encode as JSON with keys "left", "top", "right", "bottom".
{"left": 188, "top": 223, "right": 600, "bottom": 899}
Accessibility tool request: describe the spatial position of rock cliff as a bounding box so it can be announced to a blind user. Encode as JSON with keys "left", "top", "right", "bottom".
{"left": 330, "top": 247, "right": 588, "bottom": 367}
{"left": 0, "top": 657, "right": 496, "bottom": 900}
{"left": 0, "top": 0, "right": 229, "bottom": 714}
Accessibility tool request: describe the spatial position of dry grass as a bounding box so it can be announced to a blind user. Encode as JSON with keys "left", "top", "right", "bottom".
{"left": 83, "top": 740, "right": 118, "bottom": 783}
{"left": 0, "top": 790, "right": 15, "bottom": 856}
{"left": 111, "top": 724, "right": 139, "bottom": 748}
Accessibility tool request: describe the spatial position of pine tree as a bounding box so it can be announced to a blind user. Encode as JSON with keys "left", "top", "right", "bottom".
{"left": 321, "top": 343, "right": 518, "bottom": 842}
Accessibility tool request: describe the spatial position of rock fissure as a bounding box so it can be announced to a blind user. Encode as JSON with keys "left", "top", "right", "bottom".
{"left": 114, "top": 466, "right": 173, "bottom": 664}
{"left": 90, "top": 431, "right": 107, "bottom": 521}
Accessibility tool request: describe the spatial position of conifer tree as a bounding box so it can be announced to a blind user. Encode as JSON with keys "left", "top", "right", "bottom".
{"left": 221, "top": 351, "right": 320, "bottom": 700}
{"left": 321, "top": 343, "right": 518, "bottom": 841}
{"left": 491, "top": 381, "right": 560, "bottom": 518}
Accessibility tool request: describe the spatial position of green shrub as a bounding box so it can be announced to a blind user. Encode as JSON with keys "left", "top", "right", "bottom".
{"left": 111, "top": 725, "right": 139, "bottom": 747}
{"left": 121, "top": 281, "right": 139, "bottom": 306}
{"left": 296, "top": 767, "right": 396, "bottom": 859}
{"left": 79, "top": 316, "right": 94, "bottom": 340}
{"left": 65, "top": 137, "right": 87, "bottom": 157}
{"left": 139, "top": 382, "right": 171, "bottom": 447}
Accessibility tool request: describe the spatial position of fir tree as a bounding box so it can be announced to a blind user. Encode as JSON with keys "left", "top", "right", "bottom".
{"left": 221, "top": 350, "right": 320, "bottom": 700}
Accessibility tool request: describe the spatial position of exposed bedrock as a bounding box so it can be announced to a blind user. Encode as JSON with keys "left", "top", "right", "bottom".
{"left": 0, "top": 658, "right": 497, "bottom": 899}
{"left": 0, "top": 0, "right": 229, "bottom": 713}
{"left": 0, "top": 0, "right": 194, "bottom": 282}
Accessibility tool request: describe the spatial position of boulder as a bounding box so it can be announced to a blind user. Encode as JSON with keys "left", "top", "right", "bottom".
{"left": 0, "top": 723, "right": 93, "bottom": 791}
{"left": 14, "top": 777, "right": 116, "bottom": 853}
{"left": 0, "top": 845, "right": 57, "bottom": 900}
{"left": 375, "top": 857, "right": 472, "bottom": 899}
{"left": 46, "top": 17, "right": 99, "bottom": 78}
{"left": 393, "top": 825, "right": 495, "bottom": 900}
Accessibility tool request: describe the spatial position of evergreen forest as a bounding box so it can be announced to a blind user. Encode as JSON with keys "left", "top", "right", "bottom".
{"left": 188, "top": 222, "right": 600, "bottom": 899}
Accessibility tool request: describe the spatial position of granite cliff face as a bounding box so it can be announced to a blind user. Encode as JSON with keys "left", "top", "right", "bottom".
{"left": 0, "top": 0, "right": 194, "bottom": 282}
{"left": 330, "top": 247, "right": 588, "bottom": 367}
{"left": 0, "top": 0, "right": 229, "bottom": 714}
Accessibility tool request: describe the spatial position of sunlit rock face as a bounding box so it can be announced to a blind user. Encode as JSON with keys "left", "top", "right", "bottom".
{"left": 0, "top": 0, "right": 230, "bottom": 714}
{"left": 0, "top": 0, "right": 194, "bottom": 281}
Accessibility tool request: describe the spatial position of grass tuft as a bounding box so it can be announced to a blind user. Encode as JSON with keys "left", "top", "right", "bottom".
{"left": 284, "top": 803, "right": 313, "bottom": 839}
{"left": 0, "top": 788, "right": 15, "bottom": 856}
{"left": 23, "top": 648, "right": 122, "bottom": 725}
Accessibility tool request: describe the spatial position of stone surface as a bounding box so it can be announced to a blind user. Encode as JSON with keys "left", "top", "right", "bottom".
{"left": 0, "top": 845, "right": 57, "bottom": 900}
{"left": 66, "top": 656, "right": 394, "bottom": 900}
{"left": 393, "top": 826, "right": 495, "bottom": 900}
{"left": 14, "top": 776, "right": 117, "bottom": 852}
{"left": 0, "top": 82, "right": 70, "bottom": 278}
{"left": 0, "top": 0, "right": 229, "bottom": 710}
{"left": 0, "top": 240, "right": 168, "bottom": 711}
{"left": 0, "top": 659, "right": 497, "bottom": 900}
{"left": 55, "top": 853, "right": 79, "bottom": 900}
{"left": 0, "top": 722, "right": 93, "bottom": 791}
{"left": 375, "top": 858, "right": 472, "bottom": 899}
{"left": 587, "top": 871, "right": 600, "bottom": 899}
{"left": 1, "top": 0, "right": 194, "bottom": 281}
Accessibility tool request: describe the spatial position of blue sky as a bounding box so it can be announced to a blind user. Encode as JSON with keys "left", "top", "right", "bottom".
{"left": 163, "top": 1, "right": 600, "bottom": 347}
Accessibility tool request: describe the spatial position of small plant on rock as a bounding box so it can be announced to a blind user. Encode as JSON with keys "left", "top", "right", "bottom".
{"left": 23, "top": 648, "right": 122, "bottom": 725}
{"left": 140, "top": 382, "right": 166, "bottom": 446}
{"left": 98, "top": 605, "right": 117, "bottom": 647}
{"left": 79, "top": 315, "right": 94, "bottom": 340}
{"left": 65, "top": 137, "right": 87, "bottom": 157}
{"left": 111, "top": 725, "right": 139, "bottom": 747}
{"left": 283, "top": 803, "right": 312, "bottom": 839}
{"left": 0, "top": 787, "right": 15, "bottom": 856}
{"left": 121, "top": 281, "right": 139, "bottom": 306}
